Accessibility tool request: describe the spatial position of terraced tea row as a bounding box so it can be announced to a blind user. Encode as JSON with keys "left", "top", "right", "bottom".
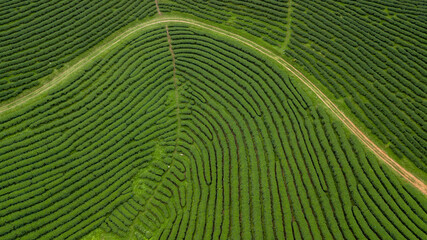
{"left": 0, "top": 0, "right": 156, "bottom": 102}
{"left": 159, "top": 0, "right": 290, "bottom": 47}
{"left": 3, "top": 0, "right": 425, "bottom": 183}
{"left": 158, "top": 0, "right": 427, "bottom": 190}
{"left": 161, "top": 25, "right": 426, "bottom": 240}
{"left": 286, "top": 0, "right": 427, "bottom": 173}
{"left": 2, "top": 21, "right": 425, "bottom": 239}
{"left": 0, "top": 27, "right": 177, "bottom": 239}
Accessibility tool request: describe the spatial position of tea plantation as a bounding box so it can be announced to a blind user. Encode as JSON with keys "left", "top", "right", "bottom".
{"left": 0, "top": 1, "right": 426, "bottom": 239}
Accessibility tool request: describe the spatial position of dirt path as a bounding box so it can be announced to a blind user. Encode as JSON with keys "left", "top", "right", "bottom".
{"left": 281, "top": 0, "right": 293, "bottom": 51}
{"left": 0, "top": 19, "right": 175, "bottom": 114}
{"left": 174, "top": 18, "right": 426, "bottom": 195}
{"left": 1, "top": 17, "right": 425, "bottom": 195}
{"left": 156, "top": 0, "right": 181, "bottom": 153}
{"left": 155, "top": 0, "right": 162, "bottom": 16}
{"left": 165, "top": 25, "right": 181, "bottom": 153}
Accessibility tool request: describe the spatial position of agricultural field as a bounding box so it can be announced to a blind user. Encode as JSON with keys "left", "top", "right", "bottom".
{"left": 0, "top": 1, "right": 426, "bottom": 240}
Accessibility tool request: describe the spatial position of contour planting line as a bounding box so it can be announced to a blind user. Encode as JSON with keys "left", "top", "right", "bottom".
{"left": 0, "top": 16, "right": 425, "bottom": 195}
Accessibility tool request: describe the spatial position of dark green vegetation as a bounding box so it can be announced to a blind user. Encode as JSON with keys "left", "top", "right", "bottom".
{"left": 0, "top": 1, "right": 426, "bottom": 240}
{"left": 161, "top": 0, "right": 290, "bottom": 46}
{"left": 286, "top": 0, "right": 427, "bottom": 173}
{"left": 0, "top": 0, "right": 156, "bottom": 102}
{"left": 161, "top": 0, "right": 427, "bottom": 182}
{"left": 1, "top": 23, "right": 426, "bottom": 239}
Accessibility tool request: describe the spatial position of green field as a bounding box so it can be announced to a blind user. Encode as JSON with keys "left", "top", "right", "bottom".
{"left": 0, "top": 1, "right": 426, "bottom": 239}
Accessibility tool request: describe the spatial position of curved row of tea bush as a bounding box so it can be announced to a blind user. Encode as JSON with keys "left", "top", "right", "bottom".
{"left": 284, "top": 0, "right": 427, "bottom": 172}
{"left": 1, "top": 4, "right": 426, "bottom": 239}
{"left": 4, "top": 0, "right": 424, "bottom": 179}
{"left": 144, "top": 25, "right": 425, "bottom": 240}
{"left": 157, "top": 0, "right": 427, "bottom": 190}
{"left": 0, "top": 0, "right": 156, "bottom": 102}
{"left": 159, "top": 0, "right": 289, "bottom": 47}
{"left": 86, "top": 25, "right": 427, "bottom": 239}
{"left": 0, "top": 27, "right": 180, "bottom": 240}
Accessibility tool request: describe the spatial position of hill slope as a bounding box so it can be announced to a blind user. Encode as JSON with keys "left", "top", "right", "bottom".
{"left": 0, "top": 1, "right": 426, "bottom": 239}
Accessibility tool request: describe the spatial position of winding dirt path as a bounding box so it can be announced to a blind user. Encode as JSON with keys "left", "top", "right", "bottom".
{"left": 1, "top": 16, "right": 425, "bottom": 195}
{"left": 0, "top": 19, "right": 174, "bottom": 114}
